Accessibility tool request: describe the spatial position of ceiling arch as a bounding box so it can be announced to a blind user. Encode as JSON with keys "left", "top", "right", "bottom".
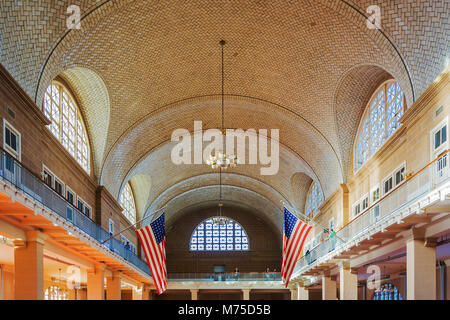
{"left": 1, "top": 0, "right": 448, "bottom": 230}
{"left": 58, "top": 66, "right": 111, "bottom": 181}
{"left": 333, "top": 64, "right": 393, "bottom": 182}
{"left": 101, "top": 96, "right": 340, "bottom": 200}
{"left": 157, "top": 184, "right": 283, "bottom": 232}
{"left": 289, "top": 172, "right": 314, "bottom": 214}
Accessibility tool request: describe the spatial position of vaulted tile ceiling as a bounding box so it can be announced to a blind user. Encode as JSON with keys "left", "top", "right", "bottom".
{"left": 1, "top": 0, "right": 448, "bottom": 230}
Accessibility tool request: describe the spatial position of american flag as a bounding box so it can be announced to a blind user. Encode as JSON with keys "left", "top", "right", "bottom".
{"left": 281, "top": 207, "right": 312, "bottom": 287}
{"left": 136, "top": 213, "right": 167, "bottom": 295}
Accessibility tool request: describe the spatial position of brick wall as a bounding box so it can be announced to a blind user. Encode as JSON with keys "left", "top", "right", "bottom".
{"left": 165, "top": 206, "right": 282, "bottom": 274}
{"left": 0, "top": 64, "right": 136, "bottom": 246}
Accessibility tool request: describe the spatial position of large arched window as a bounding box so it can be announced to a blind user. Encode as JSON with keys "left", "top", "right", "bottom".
{"left": 43, "top": 81, "right": 90, "bottom": 173}
{"left": 119, "top": 183, "right": 136, "bottom": 224}
{"left": 372, "top": 283, "right": 403, "bottom": 300}
{"left": 190, "top": 217, "right": 249, "bottom": 251}
{"left": 354, "top": 80, "right": 406, "bottom": 172}
{"left": 305, "top": 182, "right": 323, "bottom": 217}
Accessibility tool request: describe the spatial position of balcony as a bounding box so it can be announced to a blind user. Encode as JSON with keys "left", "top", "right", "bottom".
{"left": 0, "top": 149, "right": 151, "bottom": 277}
{"left": 292, "top": 150, "right": 450, "bottom": 280}
{"left": 168, "top": 272, "right": 282, "bottom": 282}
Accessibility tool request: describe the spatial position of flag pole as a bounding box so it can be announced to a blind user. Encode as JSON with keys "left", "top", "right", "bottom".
{"left": 101, "top": 205, "right": 168, "bottom": 245}
{"left": 280, "top": 200, "right": 345, "bottom": 243}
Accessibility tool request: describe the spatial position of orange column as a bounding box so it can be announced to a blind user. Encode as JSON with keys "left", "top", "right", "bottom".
{"left": 406, "top": 238, "right": 437, "bottom": 300}
{"left": 106, "top": 271, "right": 122, "bottom": 300}
{"left": 13, "top": 231, "right": 48, "bottom": 300}
{"left": 87, "top": 264, "right": 105, "bottom": 300}
{"left": 142, "top": 284, "right": 152, "bottom": 300}
{"left": 322, "top": 273, "right": 337, "bottom": 300}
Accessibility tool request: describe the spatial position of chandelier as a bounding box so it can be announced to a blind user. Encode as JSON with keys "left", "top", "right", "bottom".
{"left": 207, "top": 40, "right": 238, "bottom": 170}
{"left": 206, "top": 152, "right": 237, "bottom": 169}
{"left": 212, "top": 203, "right": 229, "bottom": 225}
{"left": 45, "top": 268, "right": 68, "bottom": 300}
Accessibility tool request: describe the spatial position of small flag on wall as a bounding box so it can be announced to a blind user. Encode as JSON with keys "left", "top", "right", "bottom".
{"left": 281, "top": 207, "right": 312, "bottom": 287}
{"left": 136, "top": 213, "right": 167, "bottom": 295}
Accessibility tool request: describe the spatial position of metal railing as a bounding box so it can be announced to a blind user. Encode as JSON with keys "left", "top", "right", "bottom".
{"left": 168, "top": 272, "right": 282, "bottom": 282}
{"left": 0, "top": 150, "right": 150, "bottom": 276}
{"left": 295, "top": 150, "right": 450, "bottom": 272}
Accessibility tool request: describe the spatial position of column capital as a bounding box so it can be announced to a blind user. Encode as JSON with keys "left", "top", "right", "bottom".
{"left": 26, "top": 230, "right": 48, "bottom": 245}
{"left": 190, "top": 289, "right": 199, "bottom": 293}
{"left": 404, "top": 227, "right": 425, "bottom": 241}
{"left": 88, "top": 263, "right": 106, "bottom": 275}
{"left": 424, "top": 237, "right": 438, "bottom": 247}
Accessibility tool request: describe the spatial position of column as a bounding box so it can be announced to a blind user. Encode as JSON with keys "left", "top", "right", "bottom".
{"left": 87, "top": 264, "right": 105, "bottom": 300}
{"left": 76, "top": 288, "right": 87, "bottom": 300}
{"left": 406, "top": 238, "right": 437, "bottom": 300}
{"left": 297, "top": 283, "right": 309, "bottom": 300}
{"left": 106, "top": 271, "right": 122, "bottom": 300}
{"left": 339, "top": 264, "right": 358, "bottom": 300}
{"left": 14, "top": 231, "right": 48, "bottom": 300}
{"left": 0, "top": 264, "right": 3, "bottom": 300}
{"left": 190, "top": 289, "right": 199, "bottom": 300}
{"left": 242, "top": 289, "right": 250, "bottom": 300}
{"left": 290, "top": 287, "right": 298, "bottom": 300}
{"left": 132, "top": 286, "right": 143, "bottom": 300}
{"left": 142, "top": 285, "right": 152, "bottom": 300}
{"left": 322, "top": 273, "right": 337, "bottom": 300}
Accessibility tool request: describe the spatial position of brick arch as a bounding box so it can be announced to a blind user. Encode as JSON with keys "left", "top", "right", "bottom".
{"left": 126, "top": 173, "right": 152, "bottom": 221}
{"left": 56, "top": 66, "right": 111, "bottom": 182}
{"left": 333, "top": 64, "right": 393, "bottom": 182}
{"left": 160, "top": 184, "right": 283, "bottom": 233}
{"left": 289, "top": 172, "right": 314, "bottom": 213}
{"left": 99, "top": 96, "right": 341, "bottom": 201}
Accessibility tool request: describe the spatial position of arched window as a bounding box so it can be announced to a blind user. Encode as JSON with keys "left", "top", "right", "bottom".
{"left": 43, "top": 81, "right": 90, "bottom": 173}
{"left": 354, "top": 80, "right": 406, "bottom": 172}
{"left": 372, "top": 283, "right": 403, "bottom": 300}
{"left": 119, "top": 183, "right": 136, "bottom": 224}
{"left": 305, "top": 182, "right": 323, "bottom": 217}
{"left": 190, "top": 217, "right": 249, "bottom": 251}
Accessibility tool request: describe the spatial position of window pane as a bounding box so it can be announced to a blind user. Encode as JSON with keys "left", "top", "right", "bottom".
{"left": 354, "top": 81, "right": 405, "bottom": 171}
{"left": 190, "top": 217, "right": 249, "bottom": 251}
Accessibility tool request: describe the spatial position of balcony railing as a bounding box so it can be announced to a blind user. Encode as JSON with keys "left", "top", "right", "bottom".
{"left": 0, "top": 150, "right": 151, "bottom": 276}
{"left": 168, "top": 272, "right": 282, "bottom": 282}
{"left": 295, "top": 150, "right": 450, "bottom": 273}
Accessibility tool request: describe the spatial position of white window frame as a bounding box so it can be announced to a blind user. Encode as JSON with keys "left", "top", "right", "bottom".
{"left": 42, "top": 165, "right": 65, "bottom": 196}
{"left": 370, "top": 184, "right": 380, "bottom": 204}
{"left": 352, "top": 201, "right": 361, "bottom": 218}
{"left": 54, "top": 176, "right": 65, "bottom": 197}
{"left": 76, "top": 196, "right": 91, "bottom": 218}
{"left": 3, "top": 119, "right": 21, "bottom": 161}
{"left": 66, "top": 186, "right": 76, "bottom": 206}
{"left": 430, "top": 117, "right": 448, "bottom": 159}
{"left": 108, "top": 219, "right": 115, "bottom": 234}
{"left": 394, "top": 162, "right": 406, "bottom": 187}
{"left": 382, "top": 162, "right": 407, "bottom": 196}
{"left": 361, "top": 193, "right": 369, "bottom": 211}
{"left": 382, "top": 175, "right": 394, "bottom": 196}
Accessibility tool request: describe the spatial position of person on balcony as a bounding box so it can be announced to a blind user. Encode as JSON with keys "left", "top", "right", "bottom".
{"left": 327, "top": 228, "right": 336, "bottom": 251}
{"left": 272, "top": 268, "right": 277, "bottom": 280}
{"left": 305, "top": 249, "right": 311, "bottom": 264}
{"left": 265, "top": 267, "right": 270, "bottom": 280}
{"left": 234, "top": 267, "right": 239, "bottom": 280}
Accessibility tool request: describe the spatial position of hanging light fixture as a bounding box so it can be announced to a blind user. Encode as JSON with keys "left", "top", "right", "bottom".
{"left": 206, "top": 40, "right": 238, "bottom": 170}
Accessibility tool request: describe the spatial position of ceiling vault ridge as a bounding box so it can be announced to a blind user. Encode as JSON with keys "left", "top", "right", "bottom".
{"left": 144, "top": 171, "right": 293, "bottom": 216}
{"left": 101, "top": 93, "right": 343, "bottom": 188}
